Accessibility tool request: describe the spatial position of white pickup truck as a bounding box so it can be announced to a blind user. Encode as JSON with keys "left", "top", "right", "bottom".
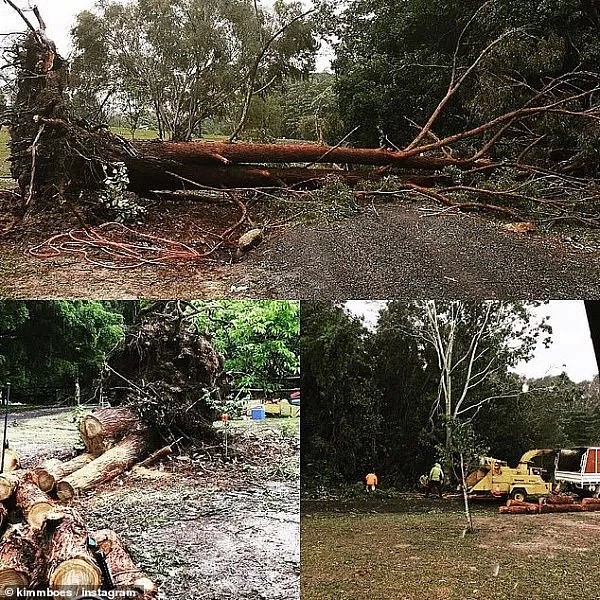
{"left": 555, "top": 447, "right": 600, "bottom": 497}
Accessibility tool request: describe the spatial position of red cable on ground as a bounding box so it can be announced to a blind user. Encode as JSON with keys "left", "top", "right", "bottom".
{"left": 28, "top": 222, "right": 229, "bottom": 269}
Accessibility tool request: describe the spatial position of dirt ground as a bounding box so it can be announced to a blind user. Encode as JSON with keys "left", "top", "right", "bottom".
{"left": 1, "top": 193, "right": 599, "bottom": 299}
{"left": 8, "top": 407, "right": 300, "bottom": 600}
{"left": 301, "top": 495, "right": 600, "bottom": 600}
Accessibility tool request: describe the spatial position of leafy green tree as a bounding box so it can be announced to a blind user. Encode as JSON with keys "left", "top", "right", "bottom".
{"left": 71, "top": 0, "right": 317, "bottom": 140}
{"left": 330, "top": 0, "right": 600, "bottom": 161}
{"left": 194, "top": 300, "right": 299, "bottom": 391}
{"left": 301, "top": 302, "right": 382, "bottom": 483}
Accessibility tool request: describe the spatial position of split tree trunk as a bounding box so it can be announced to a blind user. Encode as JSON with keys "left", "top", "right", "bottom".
{"left": 33, "top": 453, "right": 95, "bottom": 492}
{"left": 92, "top": 529, "right": 157, "bottom": 597}
{"left": 56, "top": 433, "right": 154, "bottom": 501}
{"left": 0, "top": 526, "right": 38, "bottom": 592}
{"left": 43, "top": 508, "right": 102, "bottom": 589}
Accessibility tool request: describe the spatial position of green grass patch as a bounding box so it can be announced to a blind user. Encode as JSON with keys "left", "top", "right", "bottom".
{"left": 0, "top": 128, "right": 11, "bottom": 179}
{"left": 302, "top": 498, "right": 600, "bottom": 600}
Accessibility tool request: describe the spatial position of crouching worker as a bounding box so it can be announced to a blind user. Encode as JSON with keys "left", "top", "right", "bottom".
{"left": 365, "top": 470, "right": 378, "bottom": 492}
{"left": 426, "top": 462, "right": 444, "bottom": 498}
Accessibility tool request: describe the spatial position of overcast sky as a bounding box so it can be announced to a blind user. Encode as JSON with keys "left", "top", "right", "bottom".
{"left": 345, "top": 300, "right": 599, "bottom": 383}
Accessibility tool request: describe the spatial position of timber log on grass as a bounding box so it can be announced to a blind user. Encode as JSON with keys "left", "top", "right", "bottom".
{"left": 80, "top": 407, "right": 147, "bottom": 456}
{"left": 42, "top": 508, "right": 102, "bottom": 588}
{"left": 0, "top": 471, "right": 24, "bottom": 502}
{"left": 56, "top": 432, "right": 154, "bottom": 501}
{"left": 0, "top": 526, "right": 38, "bottom": 591}
{"left": 0, "top": 450, "right": 20, "bottom": 474}
{"left": 33, "top": 453, "right": 95, "bottom": 493}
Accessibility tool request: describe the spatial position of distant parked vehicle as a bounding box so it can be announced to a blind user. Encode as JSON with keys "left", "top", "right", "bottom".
{"left": 555, "top": 447, "right": 600, "bottom": 497}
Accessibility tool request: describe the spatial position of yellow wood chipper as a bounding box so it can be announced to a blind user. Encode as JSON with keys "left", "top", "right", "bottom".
{"left": 466, "top": 449, "right": 555, "bottom": 502}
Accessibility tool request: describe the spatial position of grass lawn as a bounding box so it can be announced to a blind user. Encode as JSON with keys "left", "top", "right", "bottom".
{"left": 301, "top": 496, "right": 600, "bottom": 600}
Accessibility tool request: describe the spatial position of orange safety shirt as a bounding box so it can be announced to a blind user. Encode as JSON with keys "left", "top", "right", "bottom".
{"left": 366, "top": 473, "right": 378, "bottom": 486}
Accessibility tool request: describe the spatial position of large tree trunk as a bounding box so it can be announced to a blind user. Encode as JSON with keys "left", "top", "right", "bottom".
{"left": 80, "top": 408, "right": 146, "bottom": 457}
{"left": 33, "top": 454, "right": 95, "bottom": 493}
{"left": 15, "top": 475, "right": 56, "bottom": 530}
{"left": 42, "top": 508, "right": 102, "bottom": 589}
{"left": 56, "top": 433, "right": 154, "bottom": 501}
{"left": 92, "top": 529, "right": 157, "bottom": 598}
{"left": 0, "top": 526, "right": 38, "bottom": 592}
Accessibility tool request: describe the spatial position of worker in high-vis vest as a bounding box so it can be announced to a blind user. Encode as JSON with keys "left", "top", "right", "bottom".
{"left": 426, "top": 462, "right": 444, "bottom": 498}
{"left": 365, "top": 471, "right": 378, "bottom": 492}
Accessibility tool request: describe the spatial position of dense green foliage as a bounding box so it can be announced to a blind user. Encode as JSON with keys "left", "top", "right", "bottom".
{"left": 0, "top": 300, "right": 299, "bottom": 405}
{"left": 301, "top": 301, "right": 600, "bottom": 488}
{"left": 0, "top": 301, "right": 124, "bottom": 402}
{"left": 329, "top": 0, "right": 600, "bottom": 158}
{"left": 194, "top": 300, "right": 300, "bottom": 391}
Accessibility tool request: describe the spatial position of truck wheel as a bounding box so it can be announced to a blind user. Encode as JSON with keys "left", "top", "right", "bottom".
{"left": 511, "top": 489, "right": 527, "bottom": 503}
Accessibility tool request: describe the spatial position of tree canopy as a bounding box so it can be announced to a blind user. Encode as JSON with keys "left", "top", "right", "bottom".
{"left": 71, "top": 0, "right": 318, "bottom": 140}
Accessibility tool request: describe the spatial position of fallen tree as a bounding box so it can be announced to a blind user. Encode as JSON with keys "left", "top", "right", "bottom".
{"left": 3, "top": 6, "right": 599, "bottom": 228}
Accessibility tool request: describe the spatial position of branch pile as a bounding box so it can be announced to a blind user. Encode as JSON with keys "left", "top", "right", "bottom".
{"left": 0, "top": 442, "right": 156, "bottom": 596}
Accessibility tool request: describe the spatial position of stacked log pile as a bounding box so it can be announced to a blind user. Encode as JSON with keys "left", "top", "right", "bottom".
{"left": 0, "top": 408, "right": 158, "bottom": 597}
{"left": 499, "top": 495, "right": 600, "bottom": 515}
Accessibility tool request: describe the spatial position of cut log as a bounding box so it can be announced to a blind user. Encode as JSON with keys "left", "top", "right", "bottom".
{"left": 539, "top": 503, "right": 583, "bottom": 513}
{"left": 0, "top": 471, "right": 25, "bottom": 501}
{"left": 499, "top": 505, "right": 531, "bottom": 514}
{"left": 15, "top": 474, "right": 56, "bottom": 530}
{"left": 0, "top": 526, "right": 38, "bottom": 593}
{"left": 581, "top": 498, "right": 600, "bottom": 511}
{"left": 0, "top": 450, "right": 20, "bottom": 473}
{"left": 80, "top": 408, "right": 145, "bottom": 457}
{"left": 43, "top": 508, "right": 101, "bottom": 589}
{"left": 56, "top": 433, "right": 154, "bottom": 501}
{"left": 544, "top": 495, "right": 575, "bottom": 505}
{"left": 33, "top": 454, "right": 95, "bottom": 492}
{"left": 92, "top": 529, "right": 157, "bottom": 597}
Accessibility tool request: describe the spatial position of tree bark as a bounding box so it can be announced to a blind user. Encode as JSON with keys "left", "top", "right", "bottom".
{"left": 0, "top": 503, "right": 7, "bottom": 533}
{"left": 15, "top": 474, "right": 57, "bottom": 530}
{"left": 56, "top": 433, "right": 154, "bottom": 501}
{"left": 33, "top": 454, "right": 95, "bottom": 492}
{"left": 92, "top": 529, "right": 157, "bottom": 598}
{"left": 0, "top": 526, "right": 38, "bottom": 591}
{"left": 80, "top": 408, "right": 146, "bottom": 457}
{"left": 42, "top": 508, "right": 102, "bottom": 589}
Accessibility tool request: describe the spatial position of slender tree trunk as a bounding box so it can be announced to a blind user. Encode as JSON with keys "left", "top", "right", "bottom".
{"left": 460, "top": 454, "right": 474, "bottom": 533}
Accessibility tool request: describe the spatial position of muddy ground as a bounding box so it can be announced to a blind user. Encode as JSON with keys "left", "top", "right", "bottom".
{"left": 1, "top": 193, "right": 599, "bottom": 299}
{"left": 8, "top": 407, "right": 300, "bottom": 600}
{"left": 301, "top": 495, "right": 600, "bottom": 600}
